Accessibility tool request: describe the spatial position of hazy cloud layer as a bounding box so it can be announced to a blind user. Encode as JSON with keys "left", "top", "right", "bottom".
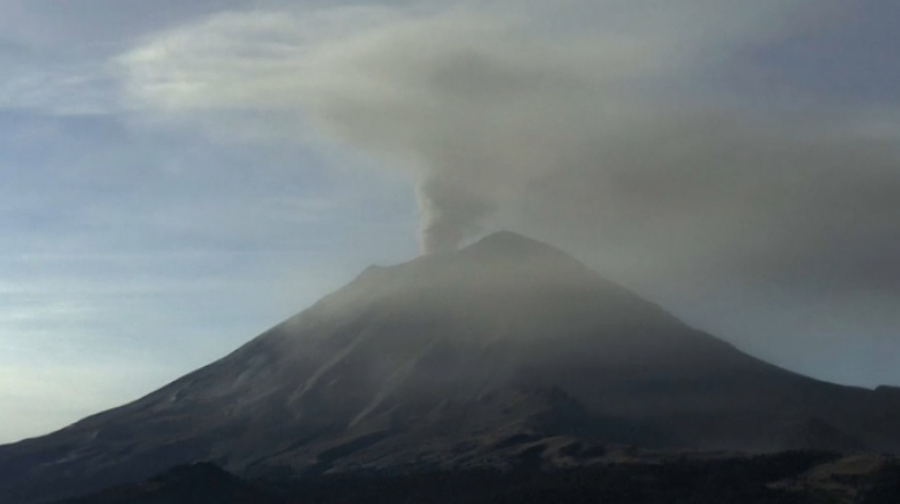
{"left": 119, "top": 2, "right": 900, "bottom": 274}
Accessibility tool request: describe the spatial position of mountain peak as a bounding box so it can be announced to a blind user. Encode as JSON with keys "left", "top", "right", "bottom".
{"left": 474, "top": 230, "right": 544, "bottom": 247}
{"left": 458, "top": 231, "right": 574, "bottom": 269}
{"left": 467, "top": 231, "right": 558, "bottom": 254}
{"left": 6, "top": 232, "right": 900, "bottom": 504}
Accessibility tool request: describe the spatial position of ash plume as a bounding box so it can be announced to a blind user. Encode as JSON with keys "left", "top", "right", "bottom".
{"left": 120, "top": 4, "right": 900, "bottom": 284}
{"left": 298, "top": 16, "right": 622, "bottom": 253}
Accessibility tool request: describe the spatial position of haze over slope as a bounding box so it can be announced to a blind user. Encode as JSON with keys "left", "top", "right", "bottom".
{"left": 2, "top": 232, "right": 900, "bottom": 504}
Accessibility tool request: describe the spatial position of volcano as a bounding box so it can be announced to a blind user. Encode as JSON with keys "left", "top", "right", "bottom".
{"left": 2, "top": 232, "right": 900, "bottom": 503}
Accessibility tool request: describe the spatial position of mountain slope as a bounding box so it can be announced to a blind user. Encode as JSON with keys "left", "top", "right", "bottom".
{"left": 2, "top": 232, "right": 899, "bottom": 503}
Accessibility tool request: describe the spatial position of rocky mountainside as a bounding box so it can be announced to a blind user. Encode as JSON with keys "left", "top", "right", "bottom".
{"left": 2, "top": 232, "right": 900, "bottom": 503}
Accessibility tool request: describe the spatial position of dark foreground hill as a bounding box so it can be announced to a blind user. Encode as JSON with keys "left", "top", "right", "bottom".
{"left": 58, "top": 453, "right": 900, "bottom": 504}
{"left": 58, "top": 463, "right": 280, "bottom": 504}
{"left": 3, "top": 232, "right": 900, "bottom": 503}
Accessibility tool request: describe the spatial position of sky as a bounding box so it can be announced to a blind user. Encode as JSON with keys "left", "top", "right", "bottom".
{"left": 1, "top": 0, "right": 899, "bottom": 444}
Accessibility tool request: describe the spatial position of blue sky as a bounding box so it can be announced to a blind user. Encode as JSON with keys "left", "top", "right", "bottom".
{"left": 1, "top": 0, "right": 899, "bottom": 443}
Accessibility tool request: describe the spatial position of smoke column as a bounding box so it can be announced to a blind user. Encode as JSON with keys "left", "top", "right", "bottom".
{"left": 301, "top": 16, "right": 613, "bottom": 253}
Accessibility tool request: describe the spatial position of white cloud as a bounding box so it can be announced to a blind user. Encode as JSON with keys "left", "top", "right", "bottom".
{"left": 118, "top": 6, "right": 416, "bottom": 112}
